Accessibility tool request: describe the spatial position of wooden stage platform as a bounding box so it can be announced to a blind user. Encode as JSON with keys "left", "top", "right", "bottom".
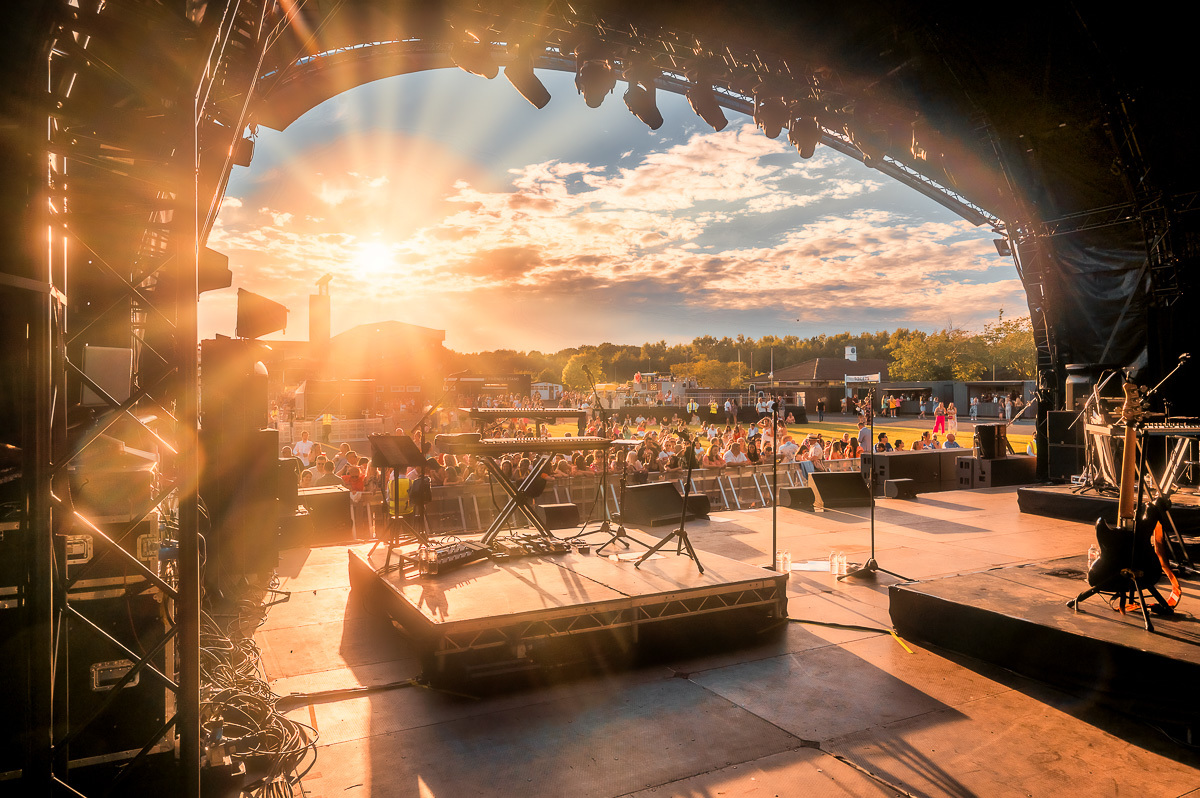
{"left": 891, "top": 555, "right": 1200, "bottom": 729}
{"left": 348, "top": 543, "right": 788, "bottom": 681}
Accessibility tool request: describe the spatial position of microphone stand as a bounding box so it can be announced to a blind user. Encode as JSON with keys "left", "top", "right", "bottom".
{"left": 576, "top": 367, "right": 654, "bottom": 552}
{"left": 636, "top": 427, "right": 704, "bottom": 574}
{"left": 840, "top": 387, "right": 911, "bottom": 583}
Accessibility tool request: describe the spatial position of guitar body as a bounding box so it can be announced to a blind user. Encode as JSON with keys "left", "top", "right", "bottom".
{"left": 1087, "top": 512, "right": 1163, "bottom": 592}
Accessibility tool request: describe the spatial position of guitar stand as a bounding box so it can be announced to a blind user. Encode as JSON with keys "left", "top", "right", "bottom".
{"left": 636, "top": 445, "right": 703, "bottom": 574}
{"left": 1067, "top": 569, "right": 1173, "bottom": 633}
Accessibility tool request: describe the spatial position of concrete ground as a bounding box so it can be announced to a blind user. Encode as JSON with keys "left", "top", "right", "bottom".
{"left": 257, "top": 487, "right": 1200, "bottom": 798}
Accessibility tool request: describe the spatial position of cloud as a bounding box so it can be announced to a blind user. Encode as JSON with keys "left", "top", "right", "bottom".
{"left": 208, "top": 123, "right": 1012, "bottom": 348}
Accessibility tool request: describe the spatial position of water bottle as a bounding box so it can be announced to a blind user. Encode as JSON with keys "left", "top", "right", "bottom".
{"left": 781, "top": 551, "right": 792, "bottom": 572}
{"left": 1087, "top": 543, "right": 1100, "bottom": 570}
{"left": 829, "top": 551, "right": 838, "bottom": 573}
{"left": 836, "top": 551, "right": 847, "bottom": 576}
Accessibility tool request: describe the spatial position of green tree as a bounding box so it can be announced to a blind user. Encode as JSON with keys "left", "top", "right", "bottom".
{"left": 981, "top": 312, "right": 1036, "bottom": 379}
{"left": 562, "top": 354, "right": 605, "bottom": 390}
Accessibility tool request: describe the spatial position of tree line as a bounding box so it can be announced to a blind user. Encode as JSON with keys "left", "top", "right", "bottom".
{"left": 445, "top": 314, "right": 1035, "bottom": 390}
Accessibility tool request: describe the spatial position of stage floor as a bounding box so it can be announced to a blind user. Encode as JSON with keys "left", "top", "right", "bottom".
{"left": 892, "top": 555, "right": 1200, "bottom": 727}
{"left": 347, "top": 543, "right": 787, "bottom": 679}
{"left": 257, "top": 487, "right": 1200, "bottom": 798}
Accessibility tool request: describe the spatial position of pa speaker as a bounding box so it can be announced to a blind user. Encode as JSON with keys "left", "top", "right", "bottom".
{"left": 297, "top": 485, "right": 354, "bottom": 542}
{"left": 236, "top": 287, "right": 289, "bottom": 340}
{"left": 1047, "top": 410, "right": 1084, "bottom": 446}
{"left": 620, "top": 482, "right": 692, "bottom": 526}
{"left": 808, "top": 471, "right": 871, "bottom": 511}
{"left": 779, "top": 486, "right": 815, "bottom": 510}
{"left": 885, "top": 478, "right": 918, "bottom": 500}
{"left": 535, "top": 503, "right": 580, "bottom": 530}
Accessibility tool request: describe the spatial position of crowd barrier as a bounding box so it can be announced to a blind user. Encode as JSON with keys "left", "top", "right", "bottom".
{"left": 412, "top": 457, "right": 863, "bottom": 536}
{"left": 276, "top": 418, "right": 386, "bottom": 445}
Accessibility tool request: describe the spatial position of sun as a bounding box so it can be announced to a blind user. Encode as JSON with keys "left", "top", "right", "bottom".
{"left": 349, "top": 240, "right": 396, "bottom": 277}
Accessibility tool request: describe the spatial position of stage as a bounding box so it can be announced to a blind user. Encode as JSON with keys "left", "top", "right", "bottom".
{"left": 347, "top": 543, "right": 788, "bottom": 681}
{"left": 891, "top": 556, "right": 1200, "bottom": 728}
{"left": 256, "top": 487, "right": 1200, "bottom": 797}
{"left": 1019, "top": 483, "right": 1200, "bottom": 530}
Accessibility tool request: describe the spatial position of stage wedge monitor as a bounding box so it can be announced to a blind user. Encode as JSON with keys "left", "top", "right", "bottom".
{"left": 808, "top": 471, "right": 871, "bottom": 511}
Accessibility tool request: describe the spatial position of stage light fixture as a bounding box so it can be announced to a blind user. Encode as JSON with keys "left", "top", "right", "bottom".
{"left": 451, "top": 39, "right": 498, "bottom": 79}
{"left": 993, "top": 238, "right": 1012, "bottom": 256}
{"left": 752, "top": 91, "right": 788, "bottom": 139}
{"left": 623, "top": 63, "right": 663, "bottom": 129}
{"left": 686, "top": 75, "right": 727, "bottom": 131}
{"left": 576, "top": 58, "right": 616, "bottom": 108}
{"left": 787, "top": 116, "right": 820, "bottom": 158}
{"left": 504, "top": 49, "right": 550, "bottom": 108}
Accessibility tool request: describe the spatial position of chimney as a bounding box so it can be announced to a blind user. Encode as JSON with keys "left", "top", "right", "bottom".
{"left": 310, "top": 274, "right": 332, "bottom": 344}
{"left": 845, "top": 345, "right": 857, "bottom": 362}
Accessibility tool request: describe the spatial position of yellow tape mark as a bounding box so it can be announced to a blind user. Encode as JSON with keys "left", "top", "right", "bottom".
{"left": 891, "top": 630, "right": 914, "bottom": 654}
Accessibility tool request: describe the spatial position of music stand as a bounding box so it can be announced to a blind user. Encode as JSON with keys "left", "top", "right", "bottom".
{"left": 368, "top": 434, "right": 434, "bottom": 573}
{"left": 636, "top": 431, "right": 704, "bottom": 574}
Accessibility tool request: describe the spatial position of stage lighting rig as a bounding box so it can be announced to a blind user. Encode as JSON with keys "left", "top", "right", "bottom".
{"left": 451, "top": 38, "right": 499, "bottom": 79}
{"left": 752, "top": 88, "right": 788, "bottom": 139}
{"left": 505, "top": 44, "right": 551, "bottom": 108}
{"left": 685, "top": 70, "right": 727, "bottom": 131}
{"left": 574, "top": 40, "right": 616, "bottom": 108}
{"left": 787, "top": 115, "right": 821, "bottom": 158}
{"left": 623, "top": 62, "right": 663, "bottom": 129}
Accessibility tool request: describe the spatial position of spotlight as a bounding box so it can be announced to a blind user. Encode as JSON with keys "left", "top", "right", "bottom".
{"left": 576, "top": 58, "right": 616, "bottom": 108}
{"left": 451, "top": 40, "right": 498, "bottom": 79}
{"left": 993, "top": 238, "right": 1012, "bottom": 257}
{"left": 787, "top": 116, "right": 820, "bottom": 158}
{"left": 752, "top": 91, "right": 788, "bottom": 139}
{"left": 505, "top": 48, "right": 550, "bottom": 108}
{"left": 685, "top": 74, "right": 727, "bottom": 131}
{"left": 623, "top": 63, "right": 662, "bottom": 129}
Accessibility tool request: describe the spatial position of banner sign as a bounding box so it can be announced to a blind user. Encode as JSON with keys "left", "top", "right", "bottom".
{"left": 845, "top": 373, "right": 881, "bottom": 383}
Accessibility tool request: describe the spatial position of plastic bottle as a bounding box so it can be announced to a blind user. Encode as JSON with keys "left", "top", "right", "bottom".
{"left": 781, "top": 551, "right": 792, "bottom": 572}
{"left": 1087, "top": 543, "right": 1100, "bottom": 570}
{"left": 836, "top": 551, "right": 847, "bottom": 576}
{"left": 829, "top": 551, "right": 838, "bottom": 573}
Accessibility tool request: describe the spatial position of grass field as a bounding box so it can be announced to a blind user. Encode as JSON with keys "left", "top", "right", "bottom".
{"left": 546, "top": 414, "right": 1035, "bottom": 454}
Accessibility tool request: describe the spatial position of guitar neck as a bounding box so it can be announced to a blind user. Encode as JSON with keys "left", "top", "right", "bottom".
{"left": 1116, "top": 424, "right": 1138, "bottom": 527}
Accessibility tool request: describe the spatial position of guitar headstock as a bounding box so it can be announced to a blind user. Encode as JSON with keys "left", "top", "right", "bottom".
{"left": 1118, "top": 381, "right": 1144, "bottom": 425}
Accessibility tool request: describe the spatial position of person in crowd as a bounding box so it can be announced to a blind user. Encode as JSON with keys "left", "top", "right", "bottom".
{"left": 857, "top": 420, "right": 872, "bottom": 452}
{"left": 932, "top": 400, "right": 947, "bottom": 434}
{"left": 947, "top": 402, "right": 958, "bottom": 433}
{"left": 970, "top": 396, "right": 979, "bottom": 420}
{"left": 724, "top": 441, "right": 750, "bottom": 465}
{"left": 943, "top": 433, "right": 963, "bottom": 449}
{"left": 847, "top": 437, "right": 861, "bottom": 459}
{"left": 299, "top": 470, "right": 313, "bottom": 489}
{"left": 703, "top": 443, "right": 724, "bottom": 469}
{"left": 918, "top": 397, "right": 927, "bottom": 420}
{"left": 745, "top": 438, "right": 761, "bottom": 464}
{"left": 894, "top": 439, "right": 906, "bottom": 451}
{"left": 876, "top": 432, "right": 894, "bottom": 452}
{"left": 930, "top": 435, "right": 942, "bottom": 449}
{"left": 293, "top": 430, "right": 314, "bottom": 467}
{"left": 314, "top": 460, "right": 342, "bottom": 487}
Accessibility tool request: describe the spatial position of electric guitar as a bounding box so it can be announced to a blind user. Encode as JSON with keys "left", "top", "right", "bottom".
{"left": 1085, "top": 382, "right": 1164, "bottom": 599}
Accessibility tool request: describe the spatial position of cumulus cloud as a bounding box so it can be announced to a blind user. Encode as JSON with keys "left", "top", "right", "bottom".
{"left": 208, "top": 124, "right": 1013, "bottom": 347}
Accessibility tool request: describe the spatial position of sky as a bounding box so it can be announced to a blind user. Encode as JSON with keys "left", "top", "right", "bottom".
{"left": 201, "top": 65, "right": 1025, "bottom": 353}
